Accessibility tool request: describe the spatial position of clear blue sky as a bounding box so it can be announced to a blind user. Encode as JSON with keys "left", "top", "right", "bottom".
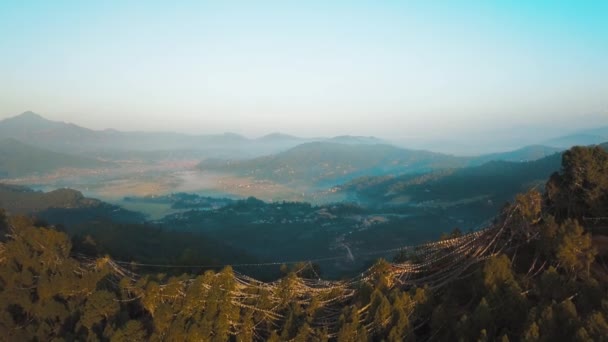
{"left": 1, "top": 1, "right": 606, "bottom": 151}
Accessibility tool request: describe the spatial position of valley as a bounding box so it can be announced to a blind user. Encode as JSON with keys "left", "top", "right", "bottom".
{"left": 1, "top": 113, "right": 600, "bottom": 274}
{"left": 0, "top": 112, "right": 606, "bottom": 278}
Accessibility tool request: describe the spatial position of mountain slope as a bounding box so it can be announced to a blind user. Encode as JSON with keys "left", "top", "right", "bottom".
{"left": 198, "top": 142, "right": 470, "bottom": 186}
{"left": 0, "top": 112, "right": 104, "bottom": 150}
{"left": 544, "top": 133, "right": 608, "bottom": 148}
{"left": 0, "top": 183, "right": 129, "bottom": 216}
{"left": 343, "top": 143, "right": 608, "bottom": 208}
{"left": 342, "top": 152, "right": 564, "bottom": 206}
{"left": 470, "top": 145, "right": 563, "bottom": 165}
{"left": 0, "top": 138, "right": 110, "bottom": 178}
{"left": 0, "top": 111, "right": 64, "bottom": 131}
{"left": 542, "top": 126, "right": 608, "bottom": 148}
{"left": 582, "top": 126, "right": 608, "bottom": 138}
{"left": 0, "top": 185, "right": 254, "bottom": 273}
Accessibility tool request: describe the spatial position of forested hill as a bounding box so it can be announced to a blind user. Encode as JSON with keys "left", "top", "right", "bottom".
{"left": 0, "top": 138, "right": 111, "bottom": 178}
{"left": 1, "top": 144, "right": 607, "bottom": 341}
{"left": 0, "top": 184, "right": 142, "bottom": 223}
{"left": 198, "top": 142, "right": 470, "bottom": 186}
{"left": 468, "top": 144, "right": 563, "bottom": 164}
{"left": 197, "top": 142, "right": 569, "bottom": 189}
{"left": 0, "top": 184, "right": 104, "bottom": 214}
{"left": 341, "top": 150, "right": 564, "bottom": 206}
{"left": 342, "top": 141, "right": 607, "bottom": 211}
{"left": 0, "top": 184, "right": 256, "bottom": 279}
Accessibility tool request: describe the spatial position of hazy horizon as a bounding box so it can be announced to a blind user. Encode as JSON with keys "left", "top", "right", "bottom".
{"left": 2, "top": 109, "right": 607, "bottom": 156}
{"left": 1, "top": 1, "right": 607, "bottom": 154}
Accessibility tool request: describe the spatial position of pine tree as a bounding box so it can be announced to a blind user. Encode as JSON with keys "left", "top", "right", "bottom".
{"left": 111, "top": 320, "right": 147, "bottom": 342}
{"left": 556, "top": 219, "right": 597, "bottom": 277}
{"left": 81, "top": 290, "right": 120, "bottom": 334}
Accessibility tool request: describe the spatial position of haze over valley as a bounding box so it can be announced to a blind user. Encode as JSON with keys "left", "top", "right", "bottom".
{"left": 1, "top": 111, "right": 602, "bottom": 204}
{"left": 1, "top": 111, "right": 606, "bottom": 276}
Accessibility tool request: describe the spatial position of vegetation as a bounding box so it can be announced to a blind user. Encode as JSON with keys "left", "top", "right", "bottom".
{"left": 159, "top": 198, "right": 471, "bottom": 277}
{"left": 545, "top": 145, "right": 608, "bottom": 222}
{"left": 0, "top": 144, "right": 607, "bottom": 340}
{"left": 341, "top": 152, "right": 563, "bottom": 206}
{"left": 0, "top": 184, "right": 136, "bottom": 217}
{"left": 197, "top": 142, "right": 564, "bottom": 188}
{"left": 0, "top": 185, "right": 255, "bottom": 275}
{"left": 124, "top": 193, "right": 234, "bottom": 210}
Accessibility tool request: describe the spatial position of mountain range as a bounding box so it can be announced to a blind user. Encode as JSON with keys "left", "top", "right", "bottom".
{"left": 196, "top": 142, "right": 570, "bottom": 187}
{"left": 0, "top": 111, "right": 388, "bottom": 159}
{"left": 542, "top": 126, "right": 608, "bottom": 148}
{"left": 198, "top": 142, "right": 470, "bottom": 186}
{"left": 1, "top": 111, "right": 606, "bottom": 184}
{"left": 2, "top": 111, "right": 603, "bottom": 159}
{"left": 341, "top": 151, "right": 564, "bottom": 206}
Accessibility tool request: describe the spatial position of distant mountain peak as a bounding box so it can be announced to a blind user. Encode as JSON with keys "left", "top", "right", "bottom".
{"left": 0, "top": 111, "right": 58, "bottom": 128}
{"left": 11, "top": 111, "right": 49, "bottom": 122}
{"left": 20, "top": 110, "right": 41, "bottom": 117}
{"left": 258, "top": 132, "right": 300, "bottom": 141}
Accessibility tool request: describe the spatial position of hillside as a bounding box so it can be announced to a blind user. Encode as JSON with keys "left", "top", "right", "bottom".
{"left": 342, "top": 152, "right": 564, "bottom": 207}
{"left": 542, "top": 127, "right": 608, "bottom": 149}
{"left": 469, "top": 144, "right": 563, "bottom": 164}
{"left": 0, "top": 139, "right": 110, "bottom": 178}
{"left": 0, "top": 112, "right": 252, "bottom": 156}
{"left": 197, "top": 142, "right": 569, "bottom": 190}
{"left": 0, "top": 112, "right": 104, "bottom": 151}
{"left": 343, "top": 142, "right": 608, "bottom": 213}
{"left": 0, "top": 184, "right": 254, "bottom": 274}
{"left": 0, "top": 183, "right": 111, "bottom": 214}
{"left": 544, "top": 133, "right": 608, "bottom": 148}
{"left": 198, "top": 142, "right": 470, "bottom": 186}
{"left": 0, "top": 183, "right": 149, "bottom": 224}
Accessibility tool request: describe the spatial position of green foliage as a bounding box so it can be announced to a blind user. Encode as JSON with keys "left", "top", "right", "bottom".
{"left": 515, "top": 190, "right": 543, "bottom": 224}
{"left": 483, "top": 254, "right": 518, "bottom": 293}
{"left": 0, "top": 221, "right": 594, "bottom": 342}
{"left": 555, "top": 219, "right": 597, "bottom": 277}
{"left": 546, "top": 145, "right": 608, "bottom": 221}
{"left": 0, "top": 216, "right": 114, "bottom": 340}
{"left": 111, "top": 320, "right": 147, "bottom": 342}
{"left": 81, "top": 290, "right": 120, "bottom": 332}
{"left": 337, "top": 306, "right": 367, "bottom": 342}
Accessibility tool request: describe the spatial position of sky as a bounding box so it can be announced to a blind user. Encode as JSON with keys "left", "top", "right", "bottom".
{"left": 1, "top": 1, "right": 607, "bottom": 152}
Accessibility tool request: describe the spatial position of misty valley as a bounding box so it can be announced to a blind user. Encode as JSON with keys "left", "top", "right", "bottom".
{"left": 2, "top": 112, "right": 608, "bottom": 341}
{"left": 0, "top": 112, "right": 602, "bottom": 279}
